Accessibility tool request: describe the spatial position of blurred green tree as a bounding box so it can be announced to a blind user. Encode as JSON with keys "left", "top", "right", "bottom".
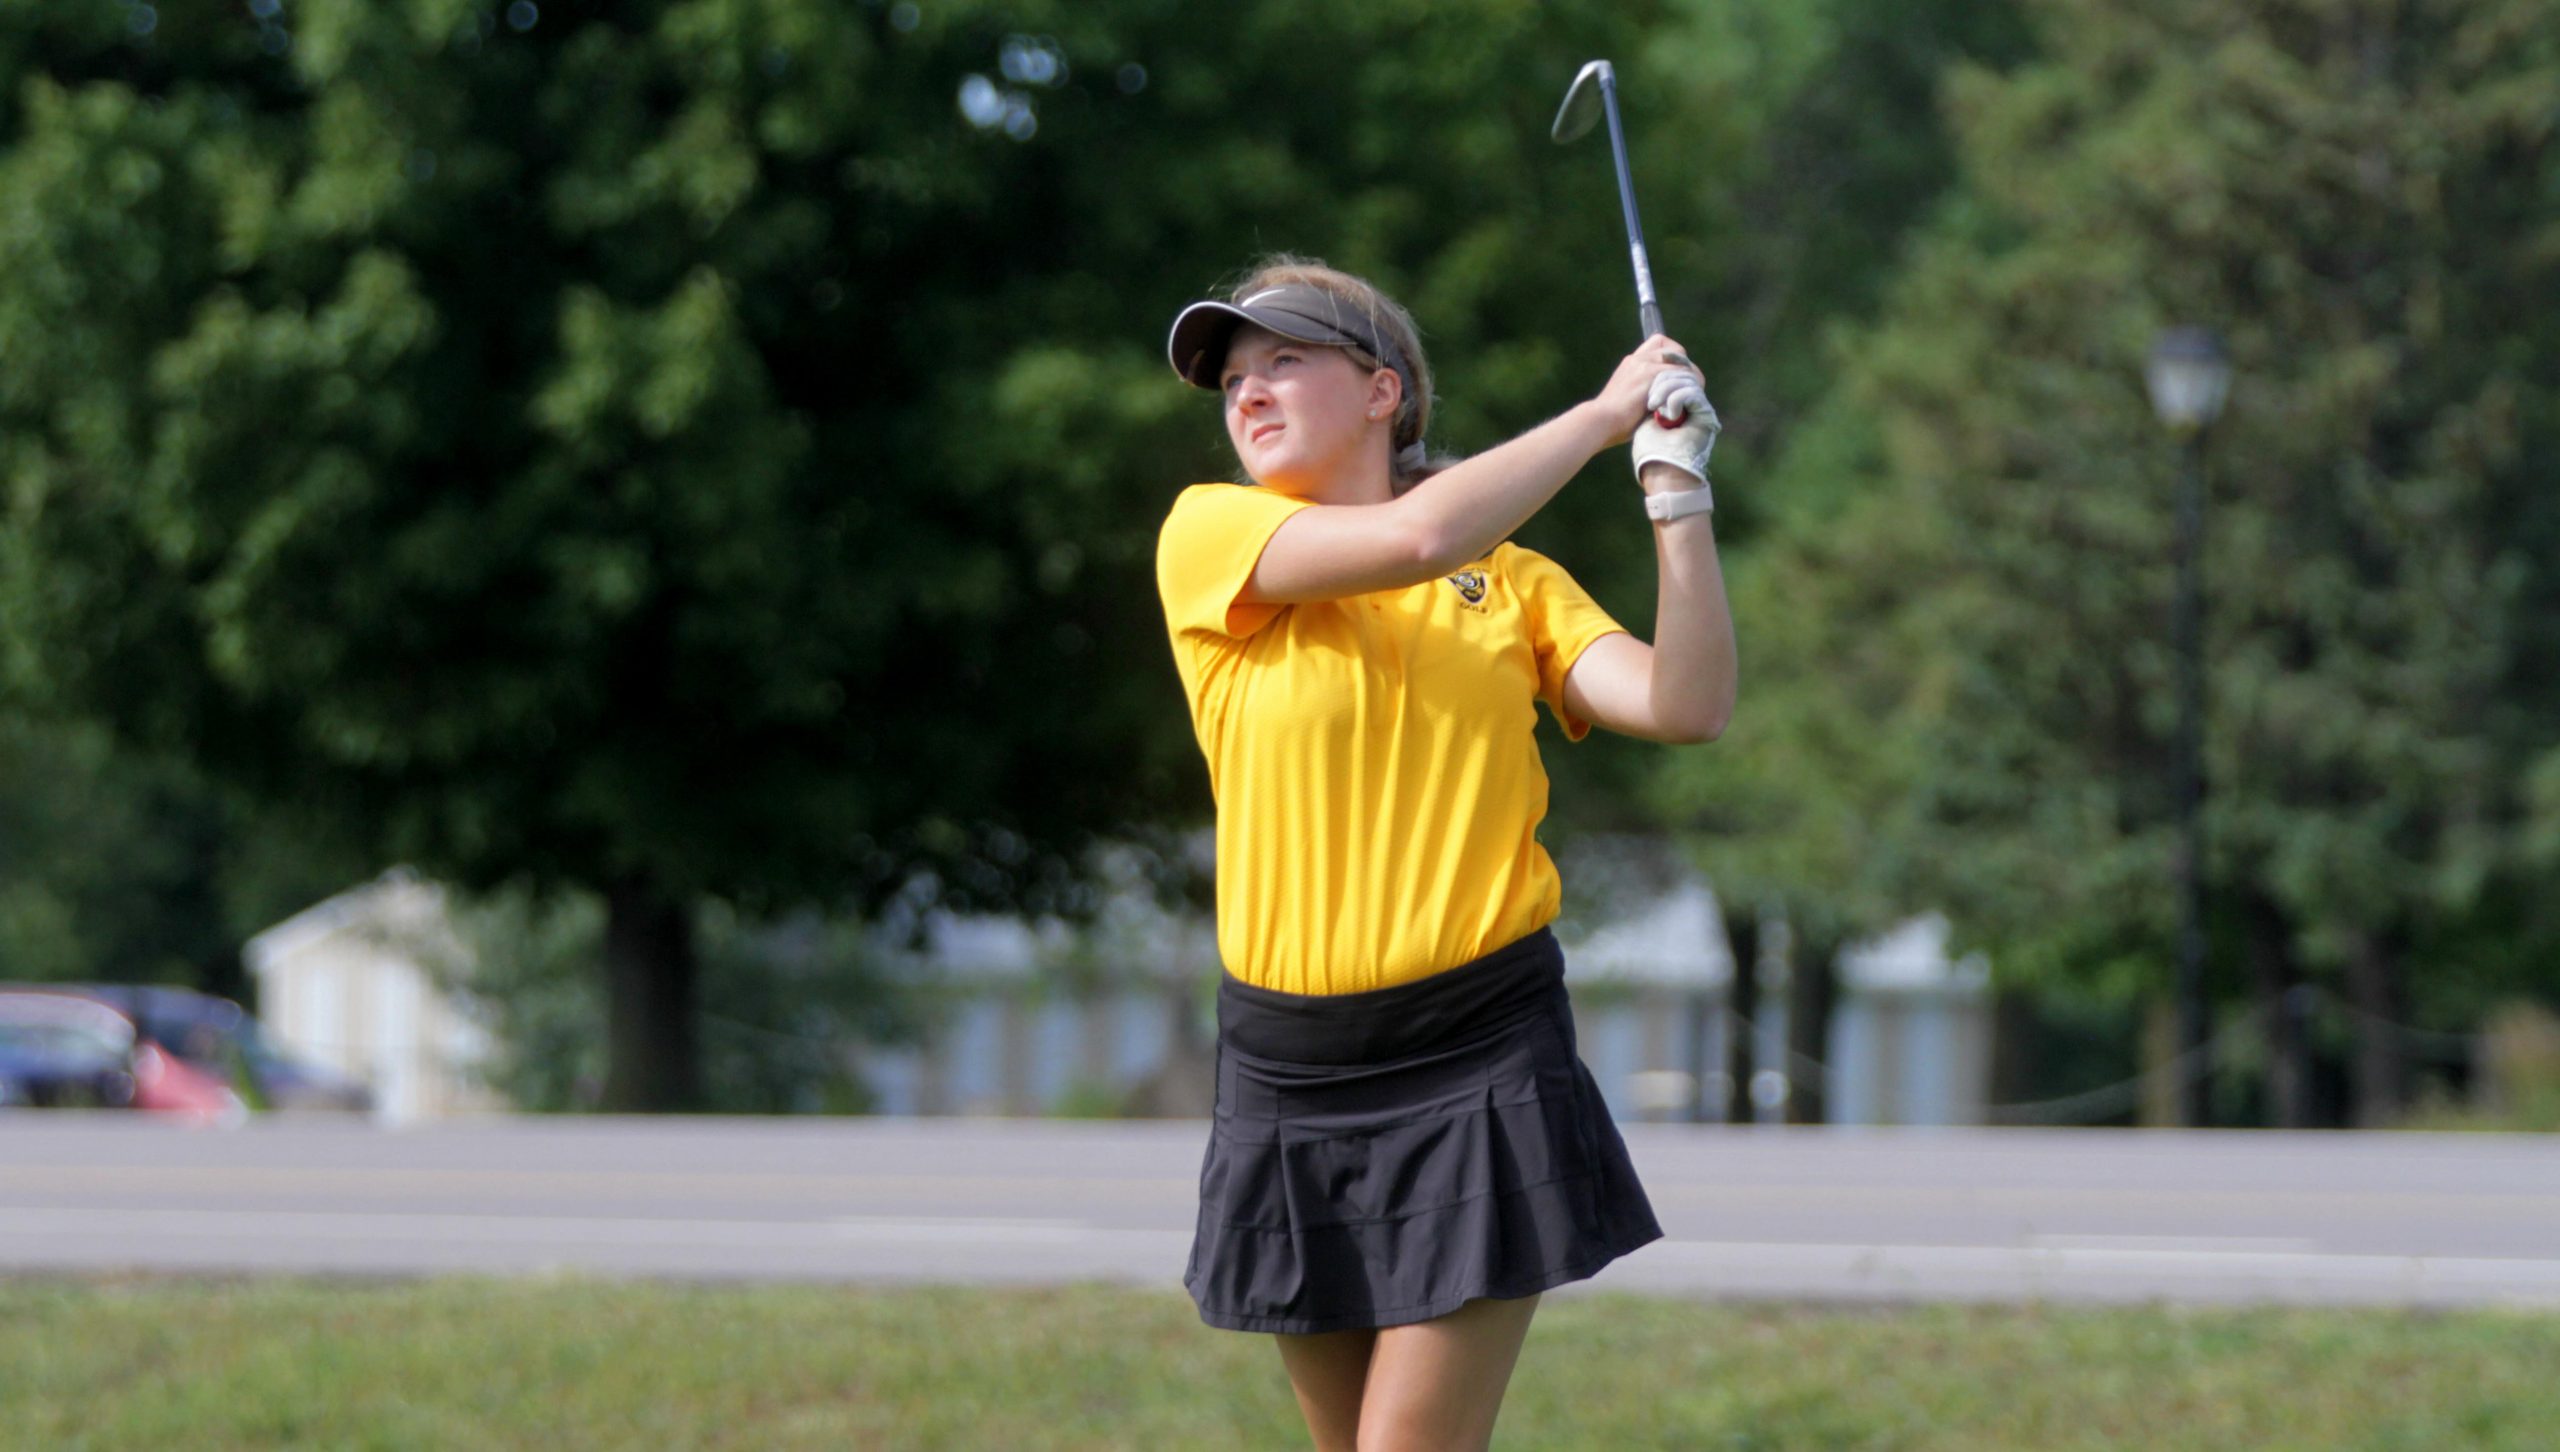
{"left": 0, "top": 719, "right": 318, "bottom": 995}
{"left": 0, "top": 0, "right": 1751, "bottom": 1108}
{"left": 1666, "top": 0, "right": 2560, "bottom": 1125}
{"left": 1636, "top": 0, "right": 2034, "bottom": 1121}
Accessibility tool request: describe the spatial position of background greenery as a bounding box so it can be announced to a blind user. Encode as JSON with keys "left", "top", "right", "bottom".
{"left": 0, "top": 0, "right": 2551, "bottom": 1120}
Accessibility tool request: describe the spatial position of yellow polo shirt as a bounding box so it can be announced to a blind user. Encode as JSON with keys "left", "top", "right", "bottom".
{"left": 1156, "top": 481, "right": 1627, "bottom": 996}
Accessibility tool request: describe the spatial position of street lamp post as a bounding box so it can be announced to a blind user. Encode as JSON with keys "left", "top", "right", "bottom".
{"left": 2145, "top": 328, "right": 2231, "bottom": 1129}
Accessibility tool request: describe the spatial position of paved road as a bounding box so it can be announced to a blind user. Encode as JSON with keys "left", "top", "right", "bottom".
{"left": 3, "top": 1115, "right": 2556, "bottom": 1307}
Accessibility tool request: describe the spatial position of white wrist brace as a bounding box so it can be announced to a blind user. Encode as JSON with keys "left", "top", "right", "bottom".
{"left": 1643, "top": 483, "right": 1715, "bottom": 522}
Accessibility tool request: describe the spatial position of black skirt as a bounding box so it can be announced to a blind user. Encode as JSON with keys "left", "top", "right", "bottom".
{"left": 1185, "top": 927, "right": 1662, "bottom": 1335}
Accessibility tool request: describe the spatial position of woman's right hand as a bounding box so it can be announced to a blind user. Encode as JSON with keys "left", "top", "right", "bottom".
{"left": 1589, "top": 333, "right": 1703, "bottom": 447}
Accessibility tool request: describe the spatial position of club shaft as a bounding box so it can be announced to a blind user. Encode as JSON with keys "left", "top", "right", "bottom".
{"left": 1596, "top": 70, "right": 1661, "bottom": 339}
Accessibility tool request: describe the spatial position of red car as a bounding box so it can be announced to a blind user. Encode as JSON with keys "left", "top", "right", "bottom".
{"left": 0, "top": 992, "right": 246, "bottom": 1125}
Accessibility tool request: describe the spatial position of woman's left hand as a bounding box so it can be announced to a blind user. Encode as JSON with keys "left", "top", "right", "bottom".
{"left": 1589, "top": 334, "right": 1704, "bottom": 446}
{"left": 1634, "top": 375, "right": 1720, "bottom": 491}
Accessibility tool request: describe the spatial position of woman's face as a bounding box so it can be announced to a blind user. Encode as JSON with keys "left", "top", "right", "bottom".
{"left": 1219, "top": 325, "right": 1396, "bottom": 496}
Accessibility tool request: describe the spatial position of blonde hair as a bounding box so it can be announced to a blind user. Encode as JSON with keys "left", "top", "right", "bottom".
{"left": 1225, "top": 255, "right": 1457, "bottom": 492}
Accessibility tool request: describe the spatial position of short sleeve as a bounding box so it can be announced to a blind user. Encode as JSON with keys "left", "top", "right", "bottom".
{"left": 1157, "top": 483, "right": 1311, "bottom": 640}
{"left": 1503, "top": 545, "right": 1629, "bottom": 741}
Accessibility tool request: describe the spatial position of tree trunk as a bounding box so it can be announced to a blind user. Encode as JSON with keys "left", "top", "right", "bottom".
{"left": 1786, "top": 927, "right": 1840, "bottom": 1125}
{"left": 1986, "top": 990, "right": 2039, "bottom": 1111}
{"left": 2344, "top": 927, "right": 2410, "bottom": 1128}
{"left": 1682, "top": 986, "right": 1717, "bottom": 1125}
{"left": 2245, "top": 890, "right": 2313, "bottom": 1129}
{"left": 2140, "top": 998, "right": 2180, "bottom": 1128}
{"left": 601, "top": 874, "right": 702, "bottom": 1112}
{"left": 1721, "top": 909, "right": 1761, "bottom": 1125}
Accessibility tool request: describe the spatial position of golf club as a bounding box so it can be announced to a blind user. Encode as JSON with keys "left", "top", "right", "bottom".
{"left": 1551, "top": 59, "right": 1662, "bottom": 342}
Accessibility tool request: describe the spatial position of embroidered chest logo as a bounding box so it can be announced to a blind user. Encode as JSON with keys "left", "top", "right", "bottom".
{"left": 1445, "top": 569, "right": 1489, "bottom": 611}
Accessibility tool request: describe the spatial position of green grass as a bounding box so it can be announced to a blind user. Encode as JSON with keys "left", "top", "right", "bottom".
{"left": 4, "top": 1278, "right": 2557, "bottom": 1450}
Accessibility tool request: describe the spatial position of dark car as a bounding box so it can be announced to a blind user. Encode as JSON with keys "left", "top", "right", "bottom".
{"left": 0, "top": 992, "right": 140, "bottom": 1109}
{"left": 30, "top": 985, "right": 374, "bottom": 1115}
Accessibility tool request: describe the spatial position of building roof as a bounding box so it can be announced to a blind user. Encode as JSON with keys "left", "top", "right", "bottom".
{"left": 1557, "top": 879, "right": 1733, "bottom": 989}
{"left": 243, "top": 868, "right": 462, "bottom": 979}
{"left": 1836, "top": 913, "right": 1991, "bottom": 995}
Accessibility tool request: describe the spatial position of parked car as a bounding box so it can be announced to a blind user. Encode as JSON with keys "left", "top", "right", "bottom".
{"left": 0, "top": 993, "right": 138, "bottom": 1109}
{"left": 0, "top": 991, "right": 246, "bottom": 1123}
{"left": 55, "top": 984, "right": 375, "bottom": 1116}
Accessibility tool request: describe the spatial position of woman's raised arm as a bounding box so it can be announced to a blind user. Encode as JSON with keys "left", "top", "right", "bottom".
{"left": 1243, "top": 336, "right": 1698, "bottom": 606}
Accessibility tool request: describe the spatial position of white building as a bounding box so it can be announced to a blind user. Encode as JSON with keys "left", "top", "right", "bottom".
{"left": 863, "top": 874, "right": 1999, "bottom": 1128}
{"left": 239, "top": 859, "right": 1994, "bottom": 1128}
{"left": 855, "top": 859, "right": 1223, "bottom": 1118}
{"left": 1825, "top": 913, "right": 1995, "bottom": 1127}
{"left": 243, "top": 869, "right": 504, "bottom": 1125}
{"left": 1557, "top": 877, "right": 1740, "bottom": 1121}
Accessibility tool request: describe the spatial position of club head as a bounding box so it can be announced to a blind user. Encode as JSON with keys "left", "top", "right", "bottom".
{"left": 1551, "top": 60, "right": 1613, "bottom": 144}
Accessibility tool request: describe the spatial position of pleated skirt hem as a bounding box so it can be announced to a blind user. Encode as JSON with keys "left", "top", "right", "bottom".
{"left": 1190, "top": 1197, "right": 1660, "bottom": 1336}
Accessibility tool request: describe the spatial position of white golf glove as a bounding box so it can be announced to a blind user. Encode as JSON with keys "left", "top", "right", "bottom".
{"left": 1632, "top": 366, "right": 1719, "bottom": 488}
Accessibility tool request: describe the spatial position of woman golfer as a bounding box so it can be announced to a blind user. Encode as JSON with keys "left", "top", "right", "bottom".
{"left": 1157, "top": 257, "right": 1732, "bottom": 1452}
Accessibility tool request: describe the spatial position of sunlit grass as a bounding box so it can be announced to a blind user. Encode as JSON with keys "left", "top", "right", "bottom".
{"left": 4, "top": 1278, "right": 2555, "bottom": 1450}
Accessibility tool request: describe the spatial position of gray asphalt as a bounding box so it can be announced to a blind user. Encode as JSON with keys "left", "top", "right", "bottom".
{"left": 3, "top": 1114, "right": 2556, "bottom": 1308}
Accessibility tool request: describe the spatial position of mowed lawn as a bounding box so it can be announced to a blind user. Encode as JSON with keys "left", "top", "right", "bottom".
{"left": 5, "top": 1278, "right": 2556, "bottom": 1450}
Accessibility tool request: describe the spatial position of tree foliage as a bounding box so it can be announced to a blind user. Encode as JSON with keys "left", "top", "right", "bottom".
{"left": 0, "top": 697, "right": 360, "bottom": 999}
{"left": 0, "top": 0, "right": 1708, "bottom": 1104}
{"left": 1666, "top": 0, "right": 2560, "bottom": 1118}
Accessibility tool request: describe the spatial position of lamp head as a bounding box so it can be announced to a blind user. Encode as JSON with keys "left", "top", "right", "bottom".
{"left": 2147, "top": 327, "right": 2231, "bottom": 433}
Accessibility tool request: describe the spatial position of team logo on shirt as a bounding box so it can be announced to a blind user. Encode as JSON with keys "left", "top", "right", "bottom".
{"left": 1446, "top": 569, "right": 1488, "bottom": 610}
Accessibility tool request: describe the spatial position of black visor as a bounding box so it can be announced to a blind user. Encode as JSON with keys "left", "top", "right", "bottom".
{"left": 1166, "top": 283, "right": 1404, "bottom": 390}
